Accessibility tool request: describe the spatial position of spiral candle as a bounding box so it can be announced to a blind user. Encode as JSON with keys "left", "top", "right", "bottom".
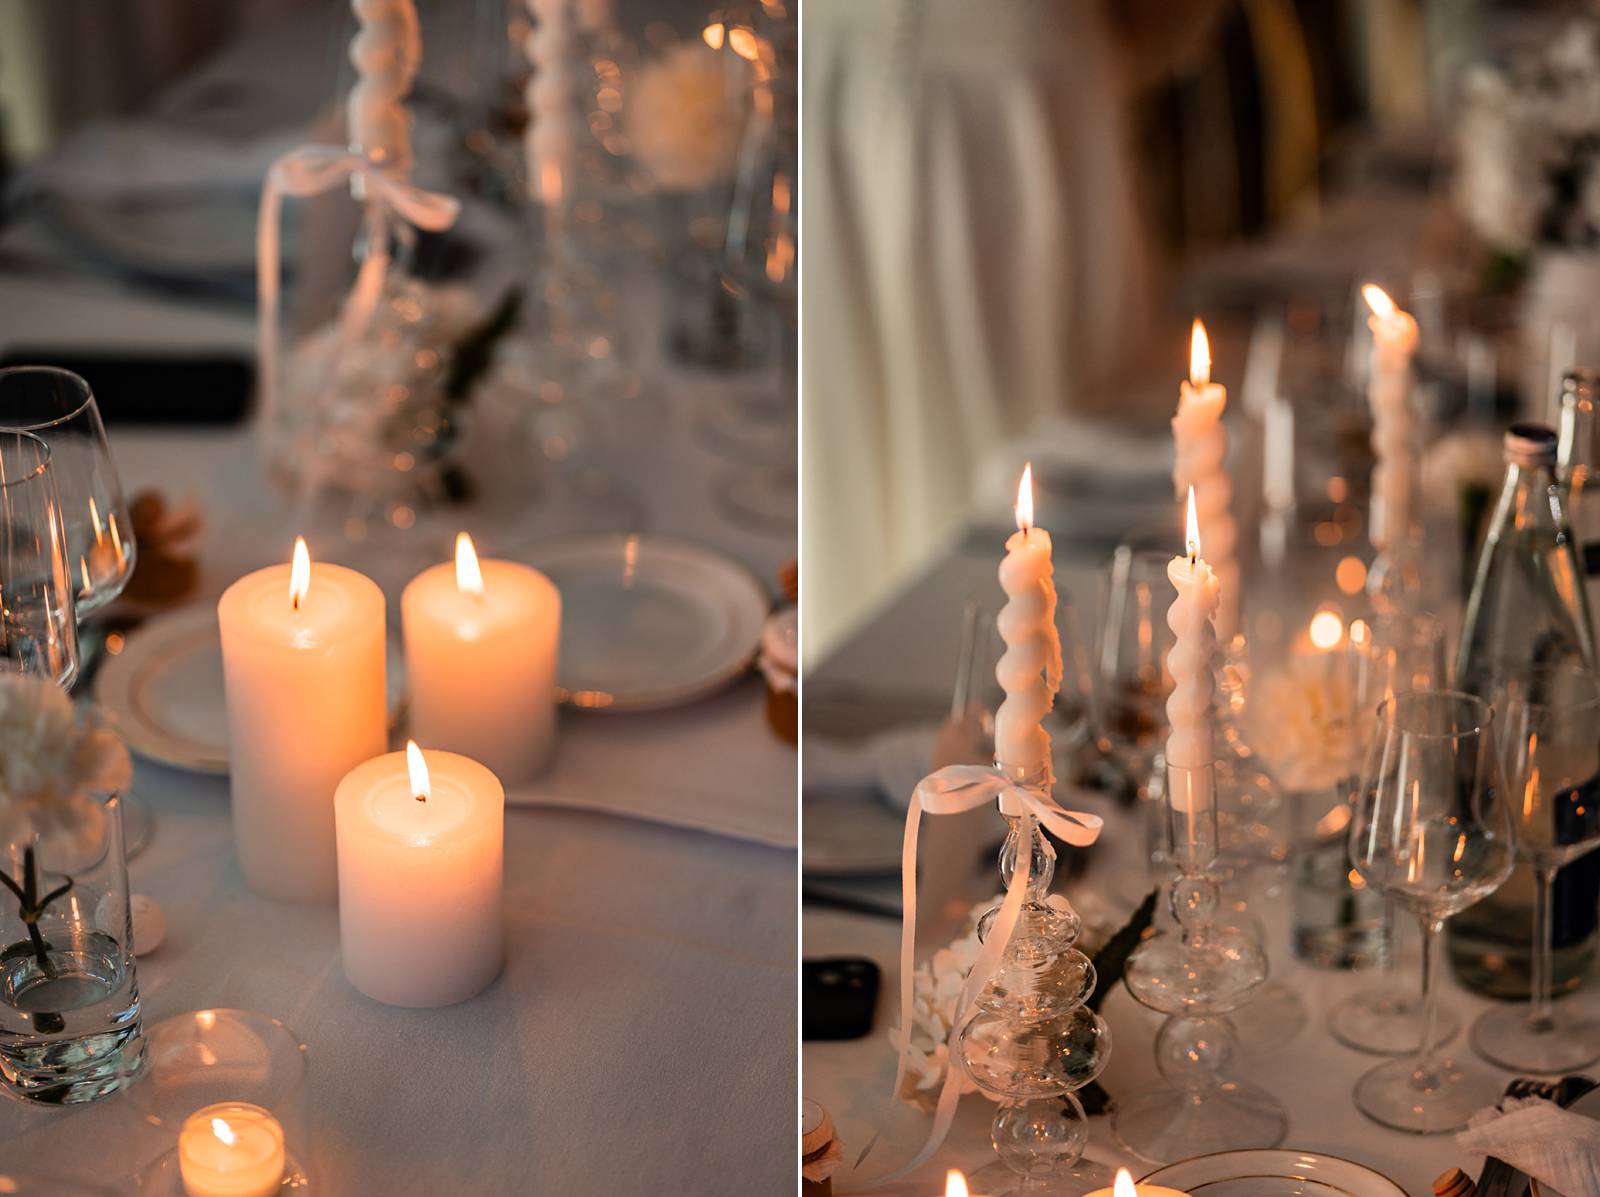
{"left": 523, "top": 0, "right": 581, "bottom": 207}
{"left": 1362, "top": 284, "right": 1420, "bottom": 553}
{"left": 347, "top": 0, "right": 421, "bottom": 173}
{"left": 995, "top": 465, "right": 1063, "bottom": 809}
{"left": 1165, "top": 488, "right": 1220, "bottom": 811}
{"left": 1174, "top": 319, "right": 1238, "bottom": 642}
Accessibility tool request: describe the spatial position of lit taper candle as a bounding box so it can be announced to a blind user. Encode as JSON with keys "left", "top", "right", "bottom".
{"left": 1165, "top": 488, "right": 1220, "bottom": 814}
{"left": 1173, "top": 319, "right": 1238, "bottom": 642}
{"left": 1361, "top": 284, "right": 1419, "bottom": 553}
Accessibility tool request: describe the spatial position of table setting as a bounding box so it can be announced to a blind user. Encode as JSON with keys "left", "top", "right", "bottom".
{"left": 0, "top": 0, "right": 795, "bottom": 1191}
{"left": 801, "top": 57, "right": 1600, "bottom": 1183}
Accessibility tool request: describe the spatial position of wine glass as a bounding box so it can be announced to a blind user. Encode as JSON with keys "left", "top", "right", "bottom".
{"left": 0, "top": 367, "right": 151, "bottom": 856}
{"left": 0, "top": 368, "right": 135, "bottom": 614}
{"left": 1094, "top": 543, "right": 1174, "bottom": 799}
{"left": 1471, "top": 663, "right": 1600, "bottom": 1072}
{"left": 0, "top": 431, "right": 79, "bottom": 687}
{"left": 1347, "top": 690, "right": 1514, "bottom": 1133}
{"left": 1328, "top": 611, "right": 1459, "bottom": 1054}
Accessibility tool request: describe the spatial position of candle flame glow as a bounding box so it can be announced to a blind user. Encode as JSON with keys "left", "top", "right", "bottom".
{"left": 1309, "top": 609, "right": 1344, "bottom": 650}
{"left": 944, "top": 1170, "right": 970, "bottom": 1197}
{"left": 702, "top": 21, "right": 725, "bottom": 48}
{"left": 406, "top": 740, "right": 430, "bottom": 803}
{"left": 1185, "top": 485, "right": 1201, "bottom": 560}
{"left": 1015, "top": 463, "right": 1034, "bottom": 533}
{"left": 288, "top": 537, "right": 310, "bottom": 609}
{"left": 1362, "top": 283, "right": 1396, "bottom": 320}
{"left": 1114, "top": 1169, "right": 1137, "bottom": 1197}
{"left": 1189, "top": 319, "right": 1211, "bottom": 387}
{"left": 211, "top": 1117, "right": 237, "bottom": 1147}
{"left": 455, "top": 532, "right": 484, "bottom": 597}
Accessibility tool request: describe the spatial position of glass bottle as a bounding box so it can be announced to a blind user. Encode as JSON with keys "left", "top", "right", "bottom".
{"left": 1450, "top": 422, "right": 1600, "bottom": 998}
{"left": 1558, "top": 368, "right": 1600, "bottom": 621}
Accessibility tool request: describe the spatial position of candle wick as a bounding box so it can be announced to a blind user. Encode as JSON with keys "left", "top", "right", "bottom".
{"left": 415, "top": 791, "right": 426, "bottom": 804}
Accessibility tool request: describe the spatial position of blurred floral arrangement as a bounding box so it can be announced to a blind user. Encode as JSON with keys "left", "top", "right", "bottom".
{"left": 1244, "top": 652, "right": 1354, "bottom": 794}
{"left": 1455, "top": 17, "right": 1600, "bottom": 270}
{"left": 627, "top": 41, "right": 751, "bottom": 192}
{"left": 0, "top": 676, "right": 130, "bottom": 838}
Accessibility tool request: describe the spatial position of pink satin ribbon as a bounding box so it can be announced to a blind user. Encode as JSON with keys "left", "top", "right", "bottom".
{"left": 845, "top": 765, "right": 1103, "bottom": 1190}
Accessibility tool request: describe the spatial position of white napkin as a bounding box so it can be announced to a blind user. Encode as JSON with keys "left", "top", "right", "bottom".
{"left": 1458, "top": 1096, "right": 1600, "bottom": 1196}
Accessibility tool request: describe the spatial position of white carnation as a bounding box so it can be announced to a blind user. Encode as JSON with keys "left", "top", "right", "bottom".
{"left": 0, "top": 675, "right": 132, "bottom": 841}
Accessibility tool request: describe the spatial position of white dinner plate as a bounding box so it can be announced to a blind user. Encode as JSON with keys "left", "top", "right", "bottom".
{"left": 1142, "top": 1149, "right": 1406, "bottom": 1197}
{"left": 520, "top": 534, "right": 769, "bottom": 712}
{"left": 94, "top": 605, "right": 406, "bottom": 775}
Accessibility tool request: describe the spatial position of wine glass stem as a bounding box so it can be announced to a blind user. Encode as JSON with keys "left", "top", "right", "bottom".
{"left": 1415, "top": 915, "right": 1443, "bottom": 1085}
{"left": 1529, "top": 863, "right": 1558, "bottom": 1033}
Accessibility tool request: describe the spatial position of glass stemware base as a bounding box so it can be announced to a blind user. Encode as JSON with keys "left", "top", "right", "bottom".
{"left": 1112, "top": 1079, "right": 1289, "bottom": 1163}
{"left": 1329, "top": 988, "right": 1461, "bottom": 1055}
{"left": 1238, "top": 980, "right": 1308, "bottom": 1052}
{"left": 1352, "top": 1051, "right": 1505, "bottom": 1134}
{"left": 968, "top": 1154, "right": 1114, "bottom": 1196}
{"left": 1471, "top": 1002, "right": 1600, "bottom": 1073}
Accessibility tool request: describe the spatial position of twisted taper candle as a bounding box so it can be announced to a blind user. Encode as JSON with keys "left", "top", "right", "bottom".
{"left": 995, "top": 466, "right": 1063, "bottom": 803}
{"left": 1174, "top": 320, "right": 1239, "bottom": 642}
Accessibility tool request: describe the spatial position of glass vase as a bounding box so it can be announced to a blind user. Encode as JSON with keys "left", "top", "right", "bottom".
{"left": 0, "top": 790, "right": 142, "bottom": 1105}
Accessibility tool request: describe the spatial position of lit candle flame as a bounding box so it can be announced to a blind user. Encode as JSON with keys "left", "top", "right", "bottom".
{"left": 1309, "top": 610, "right": 1344, "bottom": 650}
{"left": 1015, "top": 463, "right": 1034, "bottom": 534}
{"left": 455, "top": 531, "right": 484, "bottom": 597}
{"left": 211, "top": 1117, "right": 237, "bottom": 1147}
{"left": 1189, "top": 318, "right": 1211, "bottom": 387}
{"left": 944, "top": 1171, "right": 970, "bottom": 1197}
{"left": 1114, "top": 1169, "right": 1138, "bottom": 1197}
{"left": 406, "top": 739, "right": 430, "bottom": 803}
{"left": 1185, "top": 485, "right": 1201, "bottom": 562}
{"left": 702, "top": 21, "right": 725, "bottom": 49}
{"left": 288, "top": 537, "right": 310, "bottom": 609}
{"left": 1361, "top": 283, "right": 1397, "bottom": 320}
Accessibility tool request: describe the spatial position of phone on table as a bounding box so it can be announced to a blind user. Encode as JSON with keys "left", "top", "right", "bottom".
{"left": 0, "top": 349, "right": 254, "bottom": 426}
{"left": 802, "top": 957, "right": 880, "bottom": 1041}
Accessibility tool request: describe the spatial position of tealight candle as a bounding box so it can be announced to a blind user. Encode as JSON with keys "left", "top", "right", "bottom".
{"left": 335, "top": 741, "right": 504, "bottom": 1007}
{"left": 402, "top": 532, "right": 561, "bottom": 786}
{"left": 178, "top": 1102, "right": 285, "bottom": 1197}
{"left": 218, "top": 538, "right": 387, "bottom": 902}
{"left": 1084, "top": 1166, "right": 1191, "bottom": 1197}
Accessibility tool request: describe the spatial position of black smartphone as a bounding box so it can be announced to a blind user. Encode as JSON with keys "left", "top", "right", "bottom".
{"left": 0, "top": 349, "right": 254, "bottom": 426}
{"left": 802, "top": 957, "right": 880, "bottom": 1041}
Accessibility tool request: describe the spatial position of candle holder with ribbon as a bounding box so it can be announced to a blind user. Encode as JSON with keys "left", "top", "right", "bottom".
{"left": 957, "top": 767, "right": 1113, "bottom": 1196}
{"left": 1111, "top": 758, "right": 1287, "bottom": 1163}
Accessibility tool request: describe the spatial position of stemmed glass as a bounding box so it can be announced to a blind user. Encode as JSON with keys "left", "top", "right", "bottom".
{"left": 0, "top": 430, "right": 79, "bottom": 687}
{"left": 1471, "top": 663, "right": 1600, "bottom": 1072}
{"left": 1347, "top": 690, "right": 1514, "bottom": 1133}
{"left": 1094, "top": 544, "right": 1174, "bottom": 803}
{"left": 1328, "top": 611, "right": 1458, "bottom": 1054}
{"left": 0, "top": 367, "right": 149, "bottom": 854}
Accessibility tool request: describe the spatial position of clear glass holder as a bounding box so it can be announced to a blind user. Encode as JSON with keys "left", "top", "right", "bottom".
{"left": 0, "top": 790, "right": 142, "bottom": 1105}
{"left": 131, "top": 1009, "right": 313, "bottom": 1195}
{"left": 1365, "top": 532, "right": 1424, "bottom": 615}
{"left": 956, "top": 776, "right": 1112, "bottom": 1196}
{"left": 1114, "top": 762, "right": 1287, "bottom": 1164}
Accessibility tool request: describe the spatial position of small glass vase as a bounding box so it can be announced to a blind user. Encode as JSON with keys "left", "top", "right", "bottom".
{"left": 0, "top": 790, "right": 142, "bottom": 1105}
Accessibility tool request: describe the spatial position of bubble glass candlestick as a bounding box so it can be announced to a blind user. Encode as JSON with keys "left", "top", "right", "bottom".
{"left": 959, "top": 780, "right": 1112, "bottom": 1196}
{"left": 1113, "top": 761, "right": 1287, "bottom": 1163}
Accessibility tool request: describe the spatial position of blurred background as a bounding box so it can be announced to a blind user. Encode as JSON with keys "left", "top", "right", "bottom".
{"left": 802, "top": 0, "right": 1574, "bottom": 663}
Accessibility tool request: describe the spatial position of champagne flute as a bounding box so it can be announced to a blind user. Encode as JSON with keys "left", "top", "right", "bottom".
{"left": 0, "top": 431, "right": 79, "bottom": 687}
{"left": 1347, "top": 690, "right": 1514, "bottom": 1133}
{"left": 1471, "top": 663, "right": 1600, "bottom": 1072}
{"left": 1328, "top": 611, "right": 1459, "bottom": 1053}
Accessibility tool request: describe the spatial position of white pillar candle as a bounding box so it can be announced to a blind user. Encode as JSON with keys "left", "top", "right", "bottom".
{"left": 218, "top": 539, "right": 387, "bottom": 903}
{"left": 178, "top": 1102, "right": 285, "bottom": 1197}
{"left": 402, "top": 532, "right": 561, "bottom": 785}
{"left": 1362, "top": 283, "right": 1420, "bottom": 553}
{"left": 1173, "top": 319, "right": 1239, "bottom": 642}
{"left": 1166, "top": 488, "right": 1220, "bottom": 813}
{"left": 335, "top": 741, "right": 504, "bottom": 1007}
{"left": 994, "top": 464, "right": 1063, "bottom": 812}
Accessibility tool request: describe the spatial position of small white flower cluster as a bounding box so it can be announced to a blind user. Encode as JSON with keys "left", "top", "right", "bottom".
{"left": 1245, "top": 653, "right": 1355, "bottom": 795}
{"left": 1456, "top": 19, "right": 1600, "bottom": 255}
{"left": 0, "top": 675, "right": 131, "bottom": 832}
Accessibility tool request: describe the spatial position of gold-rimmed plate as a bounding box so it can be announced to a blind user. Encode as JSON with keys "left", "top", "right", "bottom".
{"left": 1142, "top": 1149, "right": 1405, "bottom": 1196}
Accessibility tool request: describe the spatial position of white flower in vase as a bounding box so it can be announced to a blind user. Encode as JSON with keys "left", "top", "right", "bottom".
{"left": 627, "top": 42, "right": 751, "bottom": 192}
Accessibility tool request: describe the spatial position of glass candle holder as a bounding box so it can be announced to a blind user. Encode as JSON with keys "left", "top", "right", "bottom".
{"left": 132, "top": 1009, "right": 312, "bottom": 1195}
